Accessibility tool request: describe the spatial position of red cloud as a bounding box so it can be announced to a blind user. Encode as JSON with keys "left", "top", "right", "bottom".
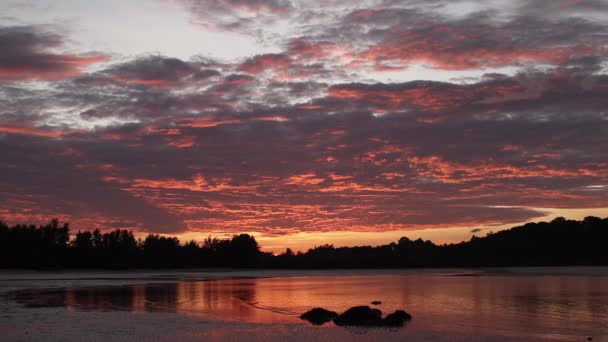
{"left": 104, "top": 56, "right": 201, "bottom": 88}
{"left": 257, "top": 116, "right": 288, "bottom": 122}
{"left": 358, "top": 27, "right": 594, "bottom": 70}
{"left": 0, "top": 55, "right": 108, "bottom": 82}
{"left": 287, "top": 39, "right": 344, "bottom": 60}
{"left": 179, "top": 118, "right": 243, "bottom": 128}
{"left": 328, "top": 84, "right": 465, "bottom": 113}
{"left": 407, "top": 155, "right": 607, "bottom": 184}
{"left": 0, "top": 125, "right": 64, "bottom": 138}
{"left": 327, "top": 80, "right": 526, "bottom": 115}
{"left": 238, "top": 54, "right": 292, "bottom": 74}
{"left": 0, "top": 25, "right": 108, "bottom": 82}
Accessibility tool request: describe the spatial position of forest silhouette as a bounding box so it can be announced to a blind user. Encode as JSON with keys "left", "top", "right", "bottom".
{"left": 0, "top": 217, "right": 606, "bottom": 269}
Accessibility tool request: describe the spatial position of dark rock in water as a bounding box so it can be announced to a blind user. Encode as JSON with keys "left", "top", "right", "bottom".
{"left": 391, "top": 310, "right": 412, "bottom": 321}
{"left": 304, "top": 305, "right": 413, "bottom": 327}
{"left": 371, "top": 300, "right": 382, "bottom": 305}
{"left": 300, "top": 307, "right": 338, "bottom": 325}
{"left": 333, "top": 306, "right": 384, "bottom": 326}
{"left": 382, "top": 310, "right": 412, "bottom": 326}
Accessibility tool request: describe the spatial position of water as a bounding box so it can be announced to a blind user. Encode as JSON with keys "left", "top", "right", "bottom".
{"left": 1, "top": 269, "right": 607, "bottom": 341}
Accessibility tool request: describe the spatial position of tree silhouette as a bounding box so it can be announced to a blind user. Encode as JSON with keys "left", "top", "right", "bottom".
{"left": 73, "top": 231, "right": 93, "bottom": 250}
{"left": 142, "top": 234, "right": 180, "bottom": 267}
{"left": 0, "top": 217, "right": 606, "bottom": 269}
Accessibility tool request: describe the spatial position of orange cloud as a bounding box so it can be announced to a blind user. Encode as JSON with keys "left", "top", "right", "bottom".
{"left": 0, "top": 125, "right": 64, "bottom": 138}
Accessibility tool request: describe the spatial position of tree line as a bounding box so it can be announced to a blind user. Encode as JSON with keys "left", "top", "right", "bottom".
{"left": 0, "top": 216, "right": 607, "bottom": 269}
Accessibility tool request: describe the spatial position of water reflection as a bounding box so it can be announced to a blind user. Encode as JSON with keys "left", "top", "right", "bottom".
{"left": 12, "top": 279, "right": 271, "bottom": 322}
{"left": 9, "top": 274, "right": 608, "bottom": 339}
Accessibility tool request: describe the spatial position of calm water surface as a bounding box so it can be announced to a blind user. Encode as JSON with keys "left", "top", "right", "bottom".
{"left": 7, "top": 271, "right": 608, "bottom": 341}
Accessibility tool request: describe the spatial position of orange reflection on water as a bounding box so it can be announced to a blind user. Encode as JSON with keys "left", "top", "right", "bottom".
{"left": 12, "top": 273, "right": 608, "bottom": 339}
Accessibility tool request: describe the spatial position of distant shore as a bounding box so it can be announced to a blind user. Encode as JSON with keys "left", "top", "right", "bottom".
{"left": 2, "top": 217, "right": 607, "bottom": 269}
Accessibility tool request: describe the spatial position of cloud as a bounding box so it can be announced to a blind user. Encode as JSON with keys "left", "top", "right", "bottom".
{"left": 238, "top": 53, "right": 292, "bottom": 74}
{"left": 178, "top": 0, "right": 293, "bottom": 33}
{"left": 1, "top": 0, "right": 607, "bottom": 236}
{"left": 518, "top": 0, "right": 608, "bottom": 16}
{"left": 0, "top": 25, "right": 107, "bottom": 82}
{"left": 350, "top": 11, "right": 602, "bottom": 70}
{"left": 4, "top": 66, "right": 607, "bottom": 234}
{"left": 0, "top": 134, "right": 186, "bottom": 233}
{"left": 190, "top": 0, "right": 293, "bottom": 15}
{"left": 104, "top": 56, "right": 215, "bottom": 88}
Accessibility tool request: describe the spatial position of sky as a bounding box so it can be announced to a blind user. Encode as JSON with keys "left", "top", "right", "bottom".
{"left": 1, "top": 0, "right": 608, "bottom": 253}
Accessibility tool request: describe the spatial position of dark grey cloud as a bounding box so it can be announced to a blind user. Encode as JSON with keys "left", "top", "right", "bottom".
{"left": 0, "top": 25, "right": 106, "bottom": 82}
{"left": 0, "top": 134, "right": 186, "bottom": 232}
{"left": 101, "top": 56, "right": 221, "bottom": 86}
{"left": 1, "top": 1, "right": 608, "bottom": 235}
{"left": 287, "top": 3, "right": 608, "bottom": 72}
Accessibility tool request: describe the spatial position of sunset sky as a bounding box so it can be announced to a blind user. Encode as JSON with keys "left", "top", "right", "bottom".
{"left": 1, "top": 0, "right": 607, "bottom": 252}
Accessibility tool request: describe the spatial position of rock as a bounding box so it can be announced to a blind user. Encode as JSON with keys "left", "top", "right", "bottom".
{"left": 382, "top": 310, "right": 412, "bottom": 326}
{"left": 300, "top": 307, "right": 339, "bottom": 325}
{"left": 371, "top": 301, "right": 382, "bottom": 305}
{"left": 303, "top": 305, "right": 413, "bottom": 328}
{"left": 333, "top": 306, "right": 384, "bottom": 326}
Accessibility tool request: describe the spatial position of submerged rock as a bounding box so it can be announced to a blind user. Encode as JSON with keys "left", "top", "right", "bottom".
{"left": 300, "top": 307, "right": 339, "bottom": 325}
{"left": 382, "top": 310, "right": 412, "bottom": 326}
{"left": 333, "top": 306, "right": 384, "bottom": 326}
